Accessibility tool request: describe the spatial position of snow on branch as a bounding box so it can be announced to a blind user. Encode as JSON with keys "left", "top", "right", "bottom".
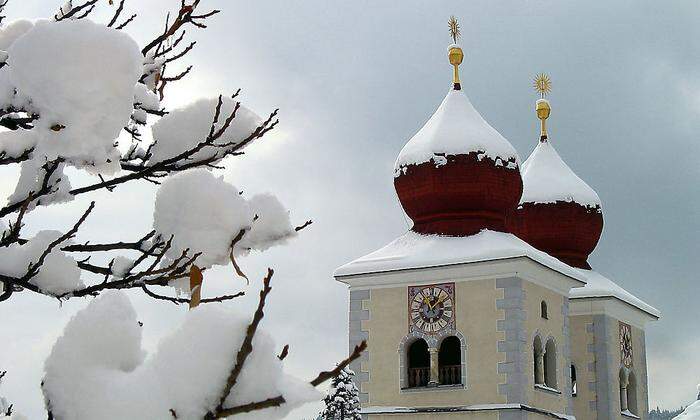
{"left": 0, "top": 0, "right": 314, "bottom": 383}
{"left": 0, "top": 371, "right": 12, "bottom": 417}
{"left": 0, "top": 2, "right": 345, "bottom": 418}
{"left": 152, "top": 168, "right": 298, "bottom": 272}
{"left": 42, "top": 271, "right": 366, "bottom": 420}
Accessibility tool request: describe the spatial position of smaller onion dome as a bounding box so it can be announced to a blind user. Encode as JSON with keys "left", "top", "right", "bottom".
{"left": 394, "top": 29, "right": 522, "bottom": 237}
{"left": 508, "top": 78, "right": 603, "bottom": 269}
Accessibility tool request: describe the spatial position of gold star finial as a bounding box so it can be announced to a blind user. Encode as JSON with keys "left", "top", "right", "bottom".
{"left": 533, "top": 73, "right": 552, "bottom": 141}
{"left": 533, "top": 73, "right": 552, "bottom": 98}
{"left": 447, "top": 16, "right": 464, "bottom": 90}
{"left": 448, "top": 16, "right": 460, "bottom": 44}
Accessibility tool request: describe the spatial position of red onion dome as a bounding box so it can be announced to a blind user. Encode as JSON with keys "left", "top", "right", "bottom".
{"left": 507, "top": 136, "right": 603, "bottom": 269}
{"left": 394, "top": 55, "right": 523, "bottom": 236}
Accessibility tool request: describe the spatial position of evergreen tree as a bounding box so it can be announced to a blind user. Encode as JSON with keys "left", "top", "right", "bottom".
{"left": 320, "top": 368, "right": 362, "bottom": 420}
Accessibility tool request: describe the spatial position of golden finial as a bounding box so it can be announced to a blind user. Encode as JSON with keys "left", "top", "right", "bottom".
{"left": 533, "top": 73, "right": 552, "bottom": 98}
{"left": 533, "top": 73, "right": 552, "bottom": 141}
{"left": 448, "top": 16, "right": 461, "bottom": 43}
{"left": 447, "top": 16, "right": 464, "bottom": 90}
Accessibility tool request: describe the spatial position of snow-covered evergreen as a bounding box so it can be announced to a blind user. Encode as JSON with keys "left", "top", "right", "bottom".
{"left": 320, "top": 368, "right": 362, "bottom": 420}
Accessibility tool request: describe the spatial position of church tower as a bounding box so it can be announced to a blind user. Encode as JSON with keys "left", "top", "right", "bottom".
{"left": 335, "top": 18, "right": 659, "bottom": 420}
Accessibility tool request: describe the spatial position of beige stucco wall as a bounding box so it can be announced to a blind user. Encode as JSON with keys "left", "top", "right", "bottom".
{"left": 569, "top": 314, "right": 596, "bottom": 420}
{"left": 604, "top": 318, "right": 650, "bottom": 419}
{"left": 368, "top": 411, "right": 558, "bottom": 420}
{"left": 521, "top": 281, "right": 570, "bottom": 415}
{"left": 362, "top": 279, "right": 507, "bottom": 407}
{"left": 368, "top": 412, "right": 498, "bottom": 420}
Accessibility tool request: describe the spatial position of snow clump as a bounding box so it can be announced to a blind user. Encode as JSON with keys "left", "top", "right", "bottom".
{"left": 5, "top": 19, "right": 142, "bottom": 173}
{"left": 152, "top": 169, "right": 297, "bottom": 268}
{"left": 42, "top": 291, "right": 319, "bottom": 420}
{"left": 149, "top": 96, "right": 261, "bottom": 166}
{"left": 0, "top": 230, "right": 82, "bottom": 295}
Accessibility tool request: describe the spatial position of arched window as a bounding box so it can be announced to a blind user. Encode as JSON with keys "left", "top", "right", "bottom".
{"left": 619, "top": 367, "right": 639, "bottom": 415}
{"left": 619, "top": 368, "right": 628, "bottom": 412}
{"left": 544, "top": 338, "right": 557, "bottom": 389}
{"left": 533, "top": 335, "right": 544, "bottom": 385}
{"left": 541, "top": 301, "right": 548, "bottom": 319}
{"left": 570, "top": 364, "right": 577, "bottom": 396}
{"left": 627, "top": 371, "right": 638, "bottom": 415}
{"left": 407, "top": 339, "right": 430, "bottom": 388}
{"left": 438, "top": 336, "right": 461, "bottom": 385}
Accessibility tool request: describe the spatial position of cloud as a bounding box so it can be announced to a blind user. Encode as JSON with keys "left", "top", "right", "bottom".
{"left": 0, "top": 1, "right": 697, "bottom": 419}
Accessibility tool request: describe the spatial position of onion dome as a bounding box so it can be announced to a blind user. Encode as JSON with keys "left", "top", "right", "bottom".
{"left": 394, "top": 23, "right": 522, "bottom": 236}
{"left": 507, "top": 75, "right": 603, "bottom": 269}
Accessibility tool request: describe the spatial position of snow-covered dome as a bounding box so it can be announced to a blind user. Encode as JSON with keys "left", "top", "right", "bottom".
{"left": 508, "top": 116, "right": 603, "bottom": 269}
{"left": 394, "top": 45, "right": 522, "bottom": 237}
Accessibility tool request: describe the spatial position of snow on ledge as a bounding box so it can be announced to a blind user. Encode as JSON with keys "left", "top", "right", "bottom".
{"left": 570, "top": 269, "right": 660, "bottom": 319}
{"left": 334, "top": 230, "right": 583, "bottom": 281}
{"left": 362, "top": 403, "right": 575, "bottom": 419}
{"left": 333, "top": 230, "right": 659, "bottom": 319}
{"left": 534, "top": 383, "right": 561, "bottom": 394}
{"left": 622, "top": 410, "right": 641, "bottom": 419}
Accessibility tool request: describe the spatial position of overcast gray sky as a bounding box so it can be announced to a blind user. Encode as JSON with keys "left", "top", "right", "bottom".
{"left": 0, "top": 1, "right": 698, "bottom": 419}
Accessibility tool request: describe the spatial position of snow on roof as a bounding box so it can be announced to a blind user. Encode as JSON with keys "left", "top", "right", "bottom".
{"left": 362, "top": 404, "right": 574, "bottom": 420}
{"left": 570, "top": 269, "right": 661, "bottom": 318}
{"left": 333, "top": 230, "right": 659, "bottom": 318}
{"left": 520, "top": 139, "right": 601, "bottom": 208}
{"left": 333, "top": 230, "right": 583, "bottom": 281}
{"left": 674, "top": 398, "right": 700, "bottom": 419}
{"left": 394, "top": 89, "right": 521, "bottom": 174}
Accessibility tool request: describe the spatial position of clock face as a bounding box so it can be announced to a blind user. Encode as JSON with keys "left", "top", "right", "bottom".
{"left": 408, "top": 283, "right": 455, "bottom": 334}
{"left": 619, "top": 322, "right": 633, "bottom": 368}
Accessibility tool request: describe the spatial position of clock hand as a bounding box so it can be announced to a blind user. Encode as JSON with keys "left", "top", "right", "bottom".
{"left": 432, "top": 295, "right": 446, "bottom": 310}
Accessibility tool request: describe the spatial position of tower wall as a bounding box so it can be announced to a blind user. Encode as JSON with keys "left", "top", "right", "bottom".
{"left": 569, "top": 311, "right": 650, "bottom": 420}
{"left": 521, "top": 281, "right": 572, "bottom": 415}
{"left": 347, "top": 270, "right": 576, "bottom": 418}
{"left": 360, "top": 279, "right": 507, "bottom": 407}
{"left": 569, "top": 315, "right": 597, "bottom": 420}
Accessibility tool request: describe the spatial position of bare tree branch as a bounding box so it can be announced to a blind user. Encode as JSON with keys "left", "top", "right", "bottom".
{"left": 107, "top": 0, "right": 126, "bottom": 27}
{"left": 277, "top": 344, "right": 289, "bottom": 361}
{"left": 62, "top": 230, "right": 155, "bottom": 253}
{"left": 211, "top": 268, "right": 274, "bottom": 415}
{"left": 23, "top": 202, "right": 95, "bottom": 282}
{"left": 295, "top": 220, "right": 313, "bottom": 232}
{"left": 141, "top": 1, "right": 219, "bottom": 56}
{"left": 213, "top": 340, "right": 368, "bottom": 418}
{"left": 140, "top": 284, "right": 244, "bottom": 305}
{"left": 54, "top": 0, "right": 98, "bottom": 21}
{"left": 114, "top": 13, "right": 137, "bottom": 30}
{"left": 310, "top": 341, "right": 368, "bottom": 387}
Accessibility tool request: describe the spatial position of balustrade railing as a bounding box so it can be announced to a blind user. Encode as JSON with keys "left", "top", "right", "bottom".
{"left": 407, "top": 367, "right": 429, "bottom": 388}
{"left": 406, "top": 365, "right": 461, "bottom": 388}
{"left": 439, "top": 364, "right": 461, "bottom": 385}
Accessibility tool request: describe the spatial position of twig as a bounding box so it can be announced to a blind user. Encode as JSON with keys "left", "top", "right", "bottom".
{"left": 55, "top": 0, "right": 98, "bottom": 21}
{"left": 107, "top": 0, "right": 125, "bottom": 27}
{"left": 310, "top": 341, "right": 367, "bottom": 386}
{"left": 294, "top": 220, "right": 313, "bottom": 232}
{"left": 115, "top": 13, "right": 136, "bottom": 30}
{"left": 277, "top": 344, "right": 289, "bottom": 361}
{"left": 214, "top": 340, "right": 368, "bottom": 418}
{"left": 62, "top": 230, "right": 155, "bottom": 253}
{"left": 140, "top": 285, "right": 244, "bottom": 305}
{"left": 23, "top": 202, "right": 95, "bottom": 281}
{"left": 212, "top": 268, "right": 274, "bottom": 415}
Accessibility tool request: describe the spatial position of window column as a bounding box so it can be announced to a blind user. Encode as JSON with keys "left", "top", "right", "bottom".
{"left": 428, "top": 347, "right": 439, "bottom": 386}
